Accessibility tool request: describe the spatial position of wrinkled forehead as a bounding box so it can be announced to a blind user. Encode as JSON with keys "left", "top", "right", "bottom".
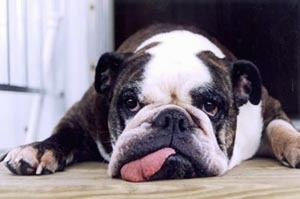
{"left": 137, "top": 30, "right": 226, "bottom": 104}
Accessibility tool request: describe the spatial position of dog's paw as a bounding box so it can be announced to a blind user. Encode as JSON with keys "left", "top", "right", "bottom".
{"left": 278, "top": 135, "right": 300, "bottom": 168}
{"left": 2, "top": 143, "right": 65, "bottom": 175}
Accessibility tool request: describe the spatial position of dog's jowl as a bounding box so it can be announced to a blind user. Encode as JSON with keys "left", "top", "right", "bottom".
{"left": 2, "top": 24, "right": 300, "bottom": 182}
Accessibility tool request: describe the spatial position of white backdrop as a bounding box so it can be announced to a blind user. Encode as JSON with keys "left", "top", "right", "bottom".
{"left": 0, "top": 0, "right": 113, "bottom": 150}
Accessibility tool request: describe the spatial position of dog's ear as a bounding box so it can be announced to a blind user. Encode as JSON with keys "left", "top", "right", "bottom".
{"left": 231, "top": 60, "right": 262, "bottom": 106}
{"left": 94, "top": 52, "right": 132, "bottom": 96}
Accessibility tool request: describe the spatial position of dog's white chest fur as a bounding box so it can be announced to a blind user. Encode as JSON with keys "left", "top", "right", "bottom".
{"left": 229, "top": 102, "right": 263, "bottom": 169}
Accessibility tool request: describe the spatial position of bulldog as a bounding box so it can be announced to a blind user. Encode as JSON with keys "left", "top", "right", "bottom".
{"left": 2, "top": 24, "right": 300, "bottom": 182}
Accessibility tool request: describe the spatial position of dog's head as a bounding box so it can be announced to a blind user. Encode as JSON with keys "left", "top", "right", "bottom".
{"left": 94, "top": 30, "right": 261, "bottom": 182}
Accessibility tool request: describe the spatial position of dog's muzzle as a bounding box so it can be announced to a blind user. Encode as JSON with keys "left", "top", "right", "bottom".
{"left": 109, "top": 105, "right": 227, "bottom": 182}
{"left": 119, "top": 108, "right": 203, "bottom": 182}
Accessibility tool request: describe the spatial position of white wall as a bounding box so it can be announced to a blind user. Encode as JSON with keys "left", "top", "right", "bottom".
{"left": 0, "top": 0, "right": 113, "bottom": 150}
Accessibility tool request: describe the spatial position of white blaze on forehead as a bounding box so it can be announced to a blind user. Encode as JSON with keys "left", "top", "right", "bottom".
{"left": 137, "top": 30, "right": 225, "bottom": 104}
{"left": 136, "top": 30, "right": 225, "bottom": 58}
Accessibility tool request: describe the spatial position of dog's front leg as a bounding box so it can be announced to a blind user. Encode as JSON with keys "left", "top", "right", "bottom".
{"left": 265, "top": 119, "right": 300, "bottom": 168}
{"left": 1, "top": 122, "right": 102, "bottom": 175}
{"left": 257, "top": 88, "right": 300, "bottom": 168}
{"left": 1, "top": 88, "right": 108, "bottom": 175}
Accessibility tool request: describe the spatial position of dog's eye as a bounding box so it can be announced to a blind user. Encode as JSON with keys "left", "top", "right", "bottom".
{"left": 202, "top": 101, "right": 218, "bottom": 117}
{"left": 125, "top": 98, "right": 140, "bottom": 112}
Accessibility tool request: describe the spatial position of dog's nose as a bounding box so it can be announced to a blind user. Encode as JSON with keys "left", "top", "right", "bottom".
{"left": 154, "top": 109, "right": 190, "bottom": 133}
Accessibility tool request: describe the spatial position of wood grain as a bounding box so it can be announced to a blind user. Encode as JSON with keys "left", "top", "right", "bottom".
{"left": 1, "top": 158, "right": 300, "bottom": 199}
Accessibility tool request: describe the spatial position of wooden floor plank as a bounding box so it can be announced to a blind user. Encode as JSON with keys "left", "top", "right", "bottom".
{"left": 1, "top": 158, "right": 300, "bottom": 199}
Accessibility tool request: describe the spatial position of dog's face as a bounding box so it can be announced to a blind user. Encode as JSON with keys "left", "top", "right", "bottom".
{"left": 94, "top": 31, "right": 261, "bottom": 181}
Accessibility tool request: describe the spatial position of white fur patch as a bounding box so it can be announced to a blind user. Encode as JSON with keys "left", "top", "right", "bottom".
{"left": 65, "top": 153, "right": 74, "bottom": 165}
{"left": 136, "top": 30, "right": 225, "bottom": 58}
{"left": 96, "top": 140, "right": 111, "bottom": 162}
{"left": 229, "top": 102, "right": 263, "bottom": 169}
{"left": 137, "top": 30, "right": 225, "bottom": 105}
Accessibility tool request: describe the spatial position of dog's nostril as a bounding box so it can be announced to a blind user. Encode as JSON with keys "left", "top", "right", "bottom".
{"left": 155, "top": 114, "right": 171, "bottom": 129}
{"left": 178, "top": 118, "right": 187, "bottom": 132}
{"left": 163, "top": 116, "right": 171, "bottom": 129}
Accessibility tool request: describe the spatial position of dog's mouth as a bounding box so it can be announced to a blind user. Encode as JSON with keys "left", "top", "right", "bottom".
{"left": 110, "top": 105, "right": 229, "bottom": 182}
{"left": 120, "top": 147, "right": 201, "bottom": 182}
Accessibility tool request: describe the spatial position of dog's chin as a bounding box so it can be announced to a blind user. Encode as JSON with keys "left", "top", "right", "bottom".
{"left": 148, "top": 153, "right": 197, "bottom": 181}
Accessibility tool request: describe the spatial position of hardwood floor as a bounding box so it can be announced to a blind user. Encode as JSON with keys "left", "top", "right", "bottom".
{"left": 1, "top": 158, "right": 300, "bottom": 199}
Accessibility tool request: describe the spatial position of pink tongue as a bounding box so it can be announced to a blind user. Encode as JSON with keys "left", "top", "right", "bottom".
{"left": 120, "top": 147, "right": 176, "bottom": 182}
